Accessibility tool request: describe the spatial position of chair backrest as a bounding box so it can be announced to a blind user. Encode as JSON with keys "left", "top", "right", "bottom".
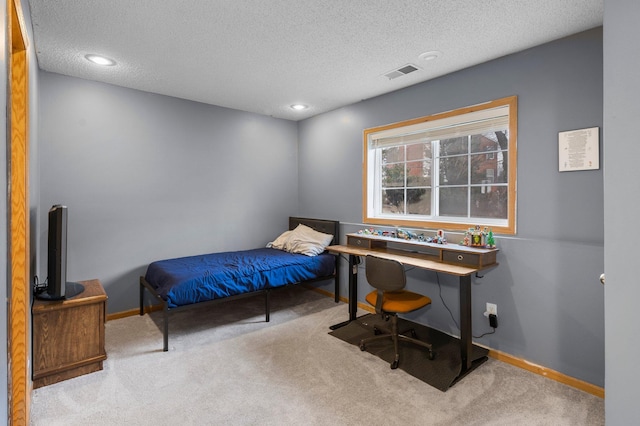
{"left": 365, "top": 255, "right": 406, "bottom": 292}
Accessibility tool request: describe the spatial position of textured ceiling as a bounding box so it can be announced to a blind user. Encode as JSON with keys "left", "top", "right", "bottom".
{"left": 27, "top": 0, "right": 603, "bottom": 121}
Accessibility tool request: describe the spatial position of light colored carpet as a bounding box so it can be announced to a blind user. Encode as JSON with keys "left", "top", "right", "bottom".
{"left": 30, "top": 286, "right": 604, "bottom": 425}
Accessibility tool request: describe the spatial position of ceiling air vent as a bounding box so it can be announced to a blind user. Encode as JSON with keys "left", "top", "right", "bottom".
{"left": 383, "top": 64, "right": 420, "bottom": 80}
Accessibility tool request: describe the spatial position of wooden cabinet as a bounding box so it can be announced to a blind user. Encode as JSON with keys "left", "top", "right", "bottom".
{"left": 32, "top": 279, "right": 107, "bottom": 388}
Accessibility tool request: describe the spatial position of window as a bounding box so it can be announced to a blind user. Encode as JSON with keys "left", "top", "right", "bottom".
{"left": 363, "top": 96, "right": 517, "bottom": 234}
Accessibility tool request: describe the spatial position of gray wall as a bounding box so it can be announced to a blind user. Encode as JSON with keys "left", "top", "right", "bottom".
{"left": 37, "top": 72, "right": 299, "bottom": 314}
{"left": 299, "top": 29, "right": 605, "bottom": 387}
{"left": 603, "top": 0, "right": 640, "bottom": 423}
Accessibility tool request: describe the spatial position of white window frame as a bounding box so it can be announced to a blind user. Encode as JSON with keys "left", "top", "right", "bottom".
{"left": 363, "top": 96, "right": 517, "bottom": 235}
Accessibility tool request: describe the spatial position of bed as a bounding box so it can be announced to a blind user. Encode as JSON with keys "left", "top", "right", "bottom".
{"left": 139, "top": 217, "right": 340, "bottom": 351}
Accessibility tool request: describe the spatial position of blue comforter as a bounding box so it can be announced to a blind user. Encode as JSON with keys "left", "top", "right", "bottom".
{"left": 144, "top": 248, "right": 335, "bottom": 308}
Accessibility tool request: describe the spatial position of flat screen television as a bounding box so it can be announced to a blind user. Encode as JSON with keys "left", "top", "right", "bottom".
{"left": 35, "top": 204, "right": 84, "bottom": 300}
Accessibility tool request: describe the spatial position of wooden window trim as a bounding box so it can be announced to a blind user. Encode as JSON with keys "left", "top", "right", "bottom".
{"left": 362, "top": 96, "right": 518, "bottom": 235}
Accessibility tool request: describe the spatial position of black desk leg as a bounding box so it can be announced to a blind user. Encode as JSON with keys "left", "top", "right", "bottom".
{"left": 329, "top": 254, "right": 361, "bottom": 330}
{"left": 459, "top": 274, "right": 472, "bottom": 372}
{"left": 451, "top": 274, "right": 488, "bottom": 386}
{"left": 348, "top": 254, "right": 360, "bottom": 321}
{"left": 334, "top": 254, "right": 340, "bottom": 303}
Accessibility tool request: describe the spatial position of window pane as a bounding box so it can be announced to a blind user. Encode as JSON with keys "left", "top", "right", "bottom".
{"left": 470, "top": 132, "right": 503, "bottom": 153}
{"left": 471, "top": 151, "right": 507, "bottom": 184}
{"left": 406, "top": 142, "right": 431, "bottom": 161}
{"left": 470, "top": 152, "right": 507, "bottom": 185}
{"left": 407, "top": 160, "right": 431, "bottom": 186}
{"left": 382, "top": 164, "right": 405, "bottom": 187}
{"left": 383, "top": 189, "right": 404, "bottom": 214}
{"left": 471, "top": 131, "right": 508, "bottom": 153}
{"left": 439, "top": 137, "right": 468, "bottom": 155}
{"left": 407, "top": 188, "right": 431, "bottom": 215}
{"left": 439, "top": 187, "right": 467, "bottom": 217}
{"left": 470, "top": 186, "right": 508, "bottom": 219}
{"left": 382, "top": 145, "right": 404, "bottom": 163}
{"left": 439, "top": 156, "right": 468, "bottom": 185}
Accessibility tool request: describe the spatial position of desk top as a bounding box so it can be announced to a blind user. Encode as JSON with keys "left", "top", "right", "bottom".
{"left": 326, "top": 244, "right": 484, "bottom": 276}
{"left": 328, "top": 232, "right": 499, "bottom": 276}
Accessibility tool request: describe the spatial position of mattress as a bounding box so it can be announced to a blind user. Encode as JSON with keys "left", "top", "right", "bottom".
{"left": 144, "top": 247, "right": 335, "bottom": 308}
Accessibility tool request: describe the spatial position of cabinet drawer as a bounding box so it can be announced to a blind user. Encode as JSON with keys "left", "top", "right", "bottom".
{"left": 347, "top": 235, "right": 386, "bottom": 249}
{"left": 442, "top": 250, "right": 480, "bottom": 267}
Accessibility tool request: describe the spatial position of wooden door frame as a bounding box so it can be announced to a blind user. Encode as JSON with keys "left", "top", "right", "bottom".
{"left": 8, "top": 0, "right": 30, "bottom": 424}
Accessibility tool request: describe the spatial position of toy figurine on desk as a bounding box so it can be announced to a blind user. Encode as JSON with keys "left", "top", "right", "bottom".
{"left": 432, "top": 229, "right": 447, "bottom": 244}
{"left": 471, "top": 227, "right": 485, "bottom": 247}
{"left": 486, "top": 229, "right": 496, "bottom": 248}
{"left": 460, "top": 225, "right": 496, "bottom": 248}
{"left": 397, "top": 228, "right": 442, "bottom": 243}
{"left": 360, "top": 227, "right": 376, "bottom": 235}
{"left": 357, "top": 226, "right": 450, "bottom": 244}
{"left": 396, "top": 228, "right": 417, "bottom": 240}
{"left": 357, "top": 228, "right": 396, "bottom": 238}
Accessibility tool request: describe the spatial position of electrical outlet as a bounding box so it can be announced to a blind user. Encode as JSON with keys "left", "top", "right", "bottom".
{"left": 486, "top": 303, "right": 497, "bottom": 316}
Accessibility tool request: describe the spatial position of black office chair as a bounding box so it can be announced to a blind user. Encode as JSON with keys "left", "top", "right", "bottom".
{"left": 359, "top": 255, "right": 434, "bottom": 369}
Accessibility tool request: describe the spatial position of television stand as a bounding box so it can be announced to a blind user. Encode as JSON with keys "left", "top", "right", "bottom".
{"left": 32, "top": 279, "right": 107, "bottom": 388}
{"left": 34, "top": 281, "right": 85, "bottom": 301}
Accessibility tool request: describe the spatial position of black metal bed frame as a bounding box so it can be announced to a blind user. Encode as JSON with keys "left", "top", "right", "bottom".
{"left": 139, "top": 217, "right": 340, "bottom": 351}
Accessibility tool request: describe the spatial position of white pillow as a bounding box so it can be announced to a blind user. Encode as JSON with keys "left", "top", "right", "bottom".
{"left": 268, "top": 229, "right": 294, "bottom": 250}
{"left": 286, "top": 224, "right": 334, "bottom": 256}
{"left": 267, "top": 224, "right": 333, "bottom": 256}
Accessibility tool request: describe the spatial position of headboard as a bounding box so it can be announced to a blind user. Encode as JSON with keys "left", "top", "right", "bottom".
{"left": 289, "top": 217, "right": 340, "bottom": 246}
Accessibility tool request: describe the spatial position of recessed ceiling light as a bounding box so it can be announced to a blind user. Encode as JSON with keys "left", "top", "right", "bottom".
{"left": 290, "top": 104, "right": 308, "bottom": 111}
{"left": 85, "top": 54, "right": 116, "bottom": 66}
{"left": 419, "top": 51, "right": 442, "bottom": 61}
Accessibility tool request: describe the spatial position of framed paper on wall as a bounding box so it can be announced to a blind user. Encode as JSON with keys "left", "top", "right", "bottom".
{"left": 558, "top": 127, "right": 600, "bottom": 172}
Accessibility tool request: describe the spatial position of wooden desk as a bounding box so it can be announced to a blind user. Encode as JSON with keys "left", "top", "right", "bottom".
{"left": 32, "top": 279, "right": 107, "bottom": 388}
{"left": 327, "top": 233, "right": 498, "bottom": 383}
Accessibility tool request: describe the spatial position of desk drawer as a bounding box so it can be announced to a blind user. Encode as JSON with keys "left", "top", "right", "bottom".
{"left": 347, "top": 235, "right": 387, "bottom": 249}
{"left": 442, "top": 250, "right": 480, "bottom": 268}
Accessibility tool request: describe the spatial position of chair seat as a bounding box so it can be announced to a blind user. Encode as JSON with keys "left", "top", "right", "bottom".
{"left": 365, "top": 289, "right": 432, "bottom": 313}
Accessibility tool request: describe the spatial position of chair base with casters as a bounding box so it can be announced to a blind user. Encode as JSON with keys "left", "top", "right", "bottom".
{"left": 359, "top": 255, "right": 435, "bottom": 369}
